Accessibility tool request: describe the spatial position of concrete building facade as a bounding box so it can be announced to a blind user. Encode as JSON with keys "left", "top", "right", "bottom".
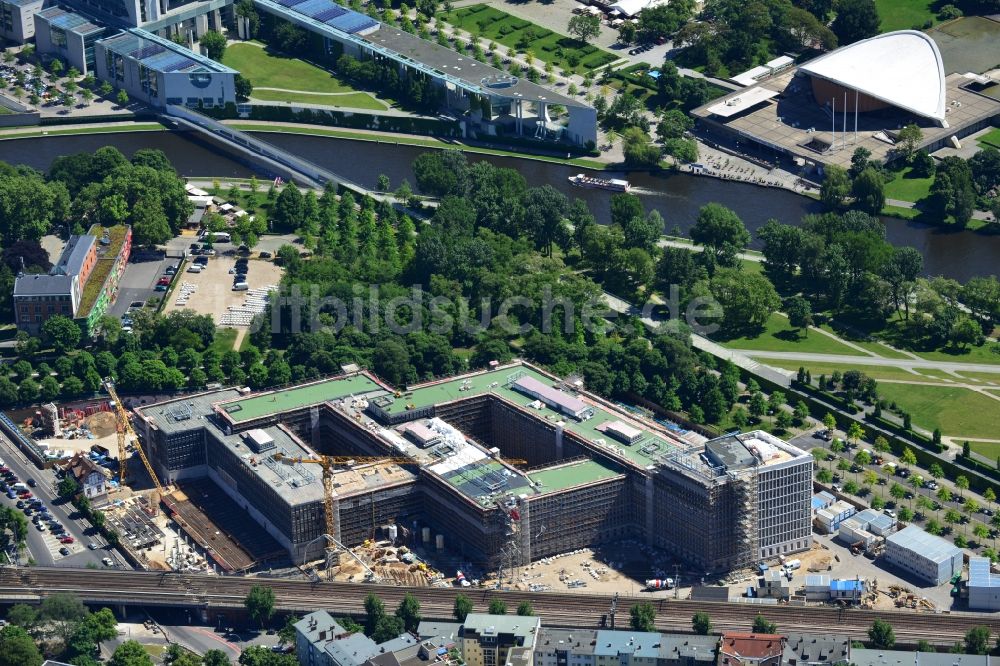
{"left": 0, "top": 0, "right": 44, "bottom": 42}
{"left": 94, "top": 28, "right": 236, "bottom": 108}
{"left": 460, "top": 614, "right": 540, "bottom": 666}
{"left": 34, "top": 6, "right": 105, "bottom": 73}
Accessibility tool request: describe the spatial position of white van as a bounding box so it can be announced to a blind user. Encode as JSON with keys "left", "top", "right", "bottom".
{"left": 12, "top": 482, "right": 27, "bottom": 490}
{"left": 187, "top": 264, "right": 202, "bottom": 273}
{"left": 232, "top": 282, "right": 248, "bottom": 291}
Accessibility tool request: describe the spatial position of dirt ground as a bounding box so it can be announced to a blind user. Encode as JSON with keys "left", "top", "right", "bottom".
{"left": 162, "top": 257, "right": 282, "bottom": 326}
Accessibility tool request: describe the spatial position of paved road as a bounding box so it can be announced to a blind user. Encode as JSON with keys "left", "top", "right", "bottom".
{"left": 0, "top": 436, "right": 128, "bottom": 569}
{"left": 728, "top": 350, "right": 1000, "bottom": 374}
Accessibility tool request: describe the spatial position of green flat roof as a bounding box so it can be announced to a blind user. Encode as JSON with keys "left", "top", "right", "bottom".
{"left": 220, "top": 374, "right": 384, "bottom": 422}
{"left": 529, "top": 459, "right": 622, "bottom": 493}
{"left": 392, "top": 365, "right": 683, "bottom": 467}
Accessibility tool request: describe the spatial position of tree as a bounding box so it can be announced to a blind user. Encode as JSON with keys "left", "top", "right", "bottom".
{"left": 618, "top": 21, "right": 637, "bottom": 44}
{"left": 453, "top": 594, "right": 473, "bottom": 622}
{"left": 831, "top": 0, "right": 880, "bottom": 45}
{"left": 567, "top": 14, "right": 601, "bottom": 42}
{"left": 852, "top": 168, "right": 885, "bottom": 215}
{"left": 239, "top": 645, "right": 297, "bottom": 665}
{"left": 629, "top": 603, "right": 656, "bottom": 632}
{"left": 896, "top": 124, "right": 923, "bottom": 162}
{"left": 847, "top": 422, "right": 864, "bottom": 447}
{"left": 956, "top": 475, "right": 970, "bottom": 498}
{"left": 820, "top": 164, "right": 851, "bottom": 209}
{"left": 395, "top": 593, "right": 421, "bottom": 632}
{"left": 690, "top": 203, "right": 750, "bottom": 268}
{"left": 116, "top": 89, "right": 129, "bottom": 106}
{"left": 516, "top": 601, "right": 534, "bottom": 616}
{"left": 488, "top": 598, "right": 507, "bottom": 615}
{"left": 785, "top": 296, "right": 812, "bottom": 335}
{"left": 900, "top": 447, "right": 917, "bottom": 467}
{"left": 931, "top": 156, "right": 976, "bottom": 227}
{"left": 371, "top": 615, "right": 405, "bottom": 643}
{"left": 6, "top": 604, "right": 39, "bottom": 635}
{"left": 41, "top": 314, "right": 81, "bottom": 353}
{"left": 199, "top": 30, "right": 227, "bottom": 60}
{"left": 752, "top": 614, "right": 776, "bottom": 634}
{"left": 41, "top": 593, "right": 88, "bottom": 646}
{"left": 868, "top": 619, "right": 895, "bottom": 649}
{"left": 234, "top": 74, "right": 253, "bottom": 101}
{"left": 203, "top": 649, "right": 232, "bottom": 666}
{"left": 823, "top": 413, "right": 837, "bottom": 434}
{"left": 965, "top": 626, "right": 991, "bottom": 655}
{"left": 692, "top": 611, "right": 712, "bottom": 635}
{"left": 109, "top": 640, "right": 154, "bottom": 666}
{"left": 0, "top": 625, "right": 42, "bottom": 666}
{"left": 244, "top": 585, "right": 276, "bottom": 629}
{"left": 702, "top": 268, "right": 781, "bottom": 336}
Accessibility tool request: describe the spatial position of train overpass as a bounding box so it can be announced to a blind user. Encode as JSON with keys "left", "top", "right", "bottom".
{"left": 1, "top": 567, "right": 997, "bottom": 644}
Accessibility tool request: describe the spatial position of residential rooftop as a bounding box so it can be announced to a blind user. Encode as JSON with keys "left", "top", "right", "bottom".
{"left": 461, "top": 613, "right": 539, "bottom": 641}
{"left": 51, "top": 234, "right": 96, "bottom": 277}
{"left": 594, "top": 631, "right": 661, "bottom": 659}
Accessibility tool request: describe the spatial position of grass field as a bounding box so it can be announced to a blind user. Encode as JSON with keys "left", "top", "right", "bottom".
{"left": 441, "top": 5, "right": 616, "bottom": 73}
{"left": 210, "top": 327, "right": 239, "bottom": 354}
{"left": 910, "top": 341, "right": 1000, "bottom": 366}
{"left": 883, "top": 166, "right": 933, "bottom": 204}
{"left": 979, "top": 127, "right": 1000, "bottom": 149}
{"left": 875, "top": 0, "right": 936, "bottom": 32}
{"left": 250, "top": 88, "right": 387, "bottom": 110}
{"left": 718, "top": 313, "right": 867, "bottom": 355}
{"left": 969, "top": 440, "right": 1000, "bottom": 460}
{"left": 764, "top": 360, "right": 934, "bottom": 383}
{"left": 222, "top": 43, "right": 354, "bottom": 93}
{"left": 953, "top": 371, "right": 1000, "bottom": 384}
{"left": 875, "top": 383, "right": 1000, "bottom": 440}
{"left": 0, "top": 105, "right": 12, "bottom": 115}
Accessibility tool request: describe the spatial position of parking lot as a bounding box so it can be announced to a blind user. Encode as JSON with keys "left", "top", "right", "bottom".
{"left": 162, "top": 255, "right": 282, "bottom": 326}
{"left": 108, "top": 255, "right": 179, "bottom": 319}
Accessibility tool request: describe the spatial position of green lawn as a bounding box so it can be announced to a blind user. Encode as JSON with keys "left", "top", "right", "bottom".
{"left": 969, "top": 440, "right": 1000, "bottom": 460}
{"left": 817, "top": 323, "right": 913, "bottom": 359}
{"left": 222, "top": 43, "right": 354, "bottom": 93}
{"left": 909, "top": 341, "right": 1000, "bottom": 366}
{"left": 979, "top": 127, "right": 1000, "bottom": 149}
{"left": 876, "top": 383, "right": 1000, "bottom": 440}
{"left": 875, "top": 0, "right": 936, "bottom": 32}
{"left": 717, "top": 312, "right": 867, "bottom": 355}
{"left": 764, "top": 359, "right": 934, "bottom": 383}
{"left": 441, "top": 5, "right": 616, "bottom": 73}
{"left": 953, "top": 371, "right": 1000, "bottom": 384}
{"left": 250, "top": 88, "right": 387, "bottom": 110}
{"left": 883, "top": 166, "right": 933, "bottom": 204}
{"left": 0, "top": 105, "right": 12, "bottom": 115}
{"left": 210, "top": 327, "right": 239, "bottom": 354}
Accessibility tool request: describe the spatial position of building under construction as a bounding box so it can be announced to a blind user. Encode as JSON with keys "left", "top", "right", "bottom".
{"left": 134, "top": 361, "right": 812, "bottom": 572}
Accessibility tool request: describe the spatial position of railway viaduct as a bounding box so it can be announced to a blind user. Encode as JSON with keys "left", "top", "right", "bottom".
{"left": 1, "top": 567, "right": 997, "bottom": 644}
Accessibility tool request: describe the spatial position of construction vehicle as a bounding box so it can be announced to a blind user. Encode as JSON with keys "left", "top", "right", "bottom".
{"left": 104, "top": 380, "right": 165, "bottom": 497}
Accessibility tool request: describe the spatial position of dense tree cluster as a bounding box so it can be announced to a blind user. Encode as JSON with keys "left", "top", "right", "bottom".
{"left": 676, "top": 0, "right": 837, "bottom": 75}
{"left": 4, "top": 594, "right": 118, "bottom": 665}
{"left": 48, "top": 147, "right": 193, "bottom": 245}
{"left": 336, "top": 54, "right": 442, "bottom": 113}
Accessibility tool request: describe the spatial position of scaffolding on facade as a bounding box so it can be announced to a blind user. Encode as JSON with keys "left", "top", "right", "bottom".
{"left": 729, "top": 463, "right": 760, "bottom": 573}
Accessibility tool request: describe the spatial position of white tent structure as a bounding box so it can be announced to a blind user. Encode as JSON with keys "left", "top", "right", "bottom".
{"left": 608, "top": 0, "right": 663, "bottom": 18}
{"left": 799, "top": 30, "right": 947, "bottom": 124}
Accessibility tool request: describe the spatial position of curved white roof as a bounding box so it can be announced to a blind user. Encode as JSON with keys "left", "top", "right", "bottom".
{"left": 799, "top": 30, "right": 946, "bottom": 121}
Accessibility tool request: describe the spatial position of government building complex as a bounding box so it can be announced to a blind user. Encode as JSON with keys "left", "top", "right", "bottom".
{"left": 134, "top": 360, "right": 812, "bottom": 574}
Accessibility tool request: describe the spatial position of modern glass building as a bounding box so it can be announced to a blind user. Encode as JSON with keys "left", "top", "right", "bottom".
{"left": 94, "top": 27, "right": 236, "bottom": 107}
{"left": 34, "top": 6, "right": 106, "bottom": 74}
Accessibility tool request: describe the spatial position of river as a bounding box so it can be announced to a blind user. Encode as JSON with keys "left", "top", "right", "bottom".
{"left": 2, "top": 130, "right": 997, "bottom": 281}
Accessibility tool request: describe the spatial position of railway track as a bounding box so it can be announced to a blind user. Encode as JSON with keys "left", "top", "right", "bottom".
{"left": 1, "top": 567, "right": 996, "bottom": 642}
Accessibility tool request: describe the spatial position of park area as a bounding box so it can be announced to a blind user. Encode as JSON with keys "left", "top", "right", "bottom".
{"left": 440, "top": 4, "right": 616, "bottom": 73}
{"left": 222, "top": 43, "right": 388, "bottom": 111}
{"left": 874, "top": 0, "right": 936, "bottom": 32}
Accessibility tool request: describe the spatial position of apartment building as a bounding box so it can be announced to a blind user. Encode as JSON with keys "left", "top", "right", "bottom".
{"left": 460, "top": 614, "right": 540, "bottom": 666}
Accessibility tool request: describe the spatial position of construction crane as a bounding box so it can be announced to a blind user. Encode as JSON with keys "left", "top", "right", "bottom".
{"left": 272, "top": 453, "right": 526, "bottom": 577}
{"left": 104, "top": 380, "right": 165, "bottom": 498}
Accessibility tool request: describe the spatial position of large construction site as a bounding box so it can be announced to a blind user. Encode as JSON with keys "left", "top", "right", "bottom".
{"left": 132, "top": 361, "right": 813, "bottom": 578}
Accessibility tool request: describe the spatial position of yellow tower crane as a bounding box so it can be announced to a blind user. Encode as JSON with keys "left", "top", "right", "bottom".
{"left": 104, "top": 380, "right": 165, "bottom": 498}
{"left": 272, "top": 453, "right": 526, "bottom": 576}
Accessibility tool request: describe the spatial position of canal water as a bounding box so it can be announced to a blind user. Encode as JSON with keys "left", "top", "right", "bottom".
{"left": 2, "top": 130, "right": 997, "bottom": 281}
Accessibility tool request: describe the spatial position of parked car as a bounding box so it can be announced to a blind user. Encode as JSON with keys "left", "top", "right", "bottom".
{"left": 102, "top": 557, "right": 114, "bottom": 566}
{"left": 259, "top": 251, "right": 272, "bottom": 259}
{"left": 165, "top": 265, "right": 177, "bottom": 275}
{"left": 15, "top": 500, "right": 23, "bottom": 509}
{"left": 59, "top": 547, "right": 70, "bottom": 556}
{"left": 157, "top": 277, "right": 171, "bottom": 286}
{"left": 154, "top": 284, "right": 168, "bottom": 291}
{"left": 26, "top": 478, "right": 36, "bottom": 487}
{"left": 59, "top": 536, "right": 74, "bottom": 544}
